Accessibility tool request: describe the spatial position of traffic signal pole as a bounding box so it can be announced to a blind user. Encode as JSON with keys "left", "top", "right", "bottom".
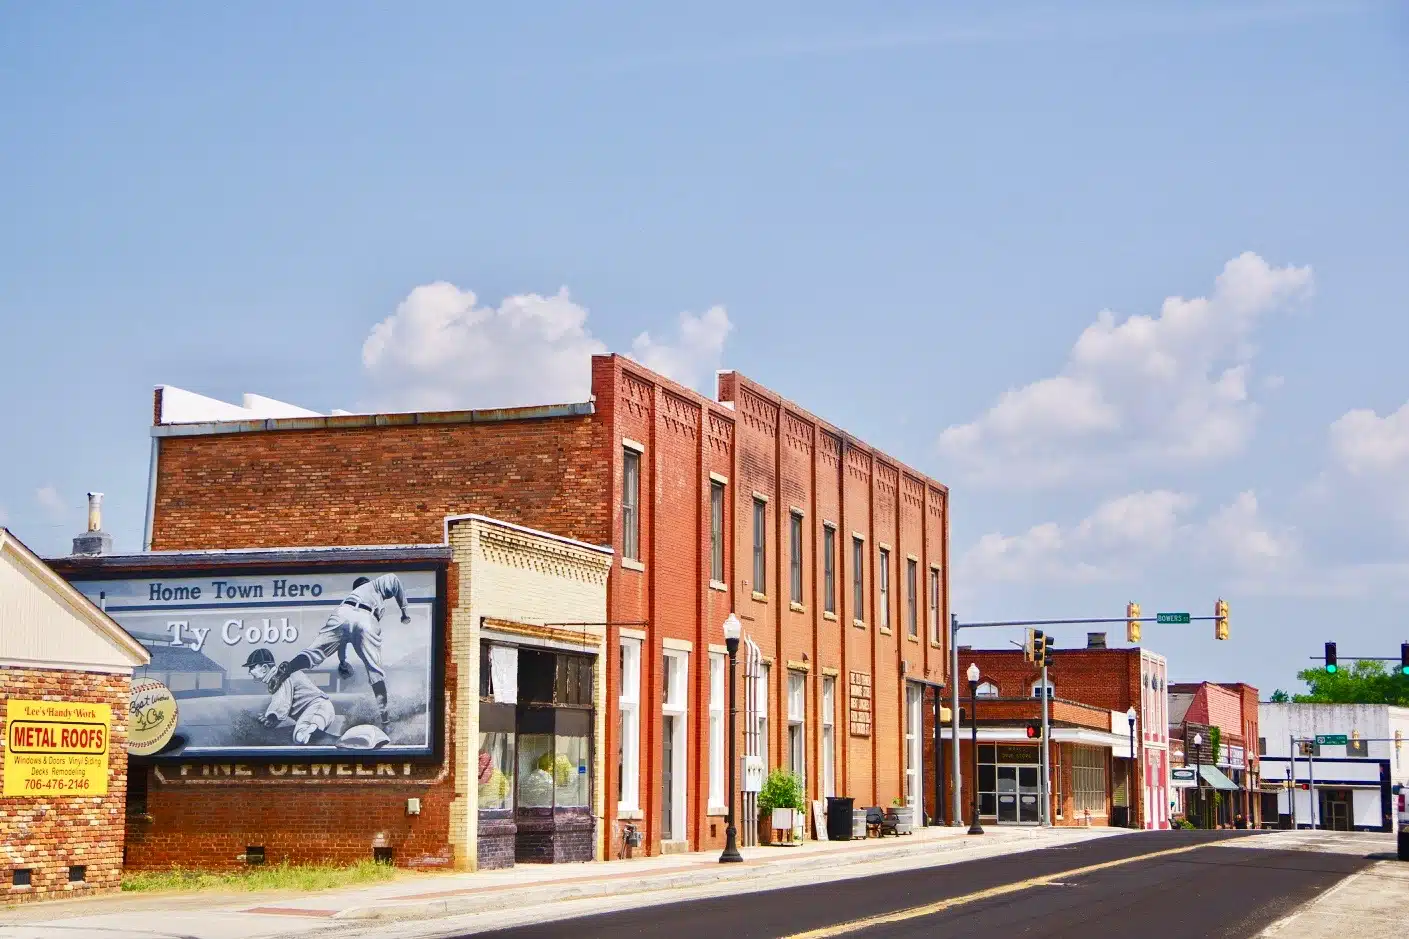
{"left": 1040, "top": 659, "right": 1051, "bottom": 827}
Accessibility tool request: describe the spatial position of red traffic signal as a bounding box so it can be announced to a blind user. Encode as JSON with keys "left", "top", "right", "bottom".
{"left": 1025, "top": 722, "right": 1042, "bottom": 740}
{"left": 1298, "top": 782, "right": 1310, "bottom": 791}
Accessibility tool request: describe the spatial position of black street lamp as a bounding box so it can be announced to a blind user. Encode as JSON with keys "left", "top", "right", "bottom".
{"left": 1126, "top": 706, "right": 1137, "bottom": 830}
{"left": 720, "top": 613, "right": 744, "bottom": 863}
{"left": 1192, "top": 732, "right": 1204, "bottom": 830}
{"left": 966, "top": 663, "right": 983, "bottom": 836}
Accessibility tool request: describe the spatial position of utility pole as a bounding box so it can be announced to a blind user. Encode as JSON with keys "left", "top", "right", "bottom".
{"left": 950, "top": 614, "right": 962, "bottom": 827}
{"left": 1288, "top": 735, "right": 1297, "bottom": 829}
{"left": 1040, "top": 656, "right": 1051, "bottom": 827}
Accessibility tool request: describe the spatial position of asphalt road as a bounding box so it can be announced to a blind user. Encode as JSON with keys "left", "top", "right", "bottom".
{"left": 464, "top": 831, "right": 1371, "bottom": 939}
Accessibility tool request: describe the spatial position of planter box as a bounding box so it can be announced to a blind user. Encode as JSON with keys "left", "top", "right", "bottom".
{"left": 887, "top": 807, "right": 915, "bottom": 836}
{"left": 766, "top": 808, "right": 801, "bottom": 845}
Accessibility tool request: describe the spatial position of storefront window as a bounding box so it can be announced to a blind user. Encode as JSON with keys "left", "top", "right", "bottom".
{"left": 478, "top": 731, "right": 515, "bottom": 810}
{"left": 518, "top": 734, "right": 557, "bottom": 809}
{"left": 555, "top": 734, "right": 591, "bottom": 808}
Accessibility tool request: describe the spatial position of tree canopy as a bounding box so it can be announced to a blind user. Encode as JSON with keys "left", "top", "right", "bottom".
{"left": 1287, "top": 660, "right": 1409, "bottom": 705}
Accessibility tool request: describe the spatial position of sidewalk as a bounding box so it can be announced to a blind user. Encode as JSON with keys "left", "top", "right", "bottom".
{"left": 0, "top": 824, "right": 1130, "bottom": 939}
{"left": 1255, "top": 856, "right": 1409, "bottom": 938}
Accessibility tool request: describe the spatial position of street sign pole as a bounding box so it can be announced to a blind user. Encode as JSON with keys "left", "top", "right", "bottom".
{"left": 1289, "top": 735, "right": 1297, "bottom": 829}
{"left": 1309, "top": 743, "right": 1317, "bottom": 830}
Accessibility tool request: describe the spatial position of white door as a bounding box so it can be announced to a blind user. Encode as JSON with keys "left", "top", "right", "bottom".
{"left": 905, "top": 683, "right": 923, "bottom": 812}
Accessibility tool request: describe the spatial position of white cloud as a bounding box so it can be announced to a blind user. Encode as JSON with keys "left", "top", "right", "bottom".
{"left": 1329, "top": 400, "right": 1409, "bottom": 478}
{"left": 938, "top": 252, "right": 1313, "bottom": 487}
{"left": 1204, "top": 490, "right": 1298, "bottom": 573}
{"left": 361, "top": 283, "right": 607, "bottom": 411}
{"left": 361, "top": 283, "right": 734, "bottom": 410}
{"left": 35, "top": 485, "right": 67, "bottom": 521}
{"left": 959, "top": 490, "right": 1196, "bottom": 584}
{"left": 630, "top": 305, "right": 733, "bottom": 395}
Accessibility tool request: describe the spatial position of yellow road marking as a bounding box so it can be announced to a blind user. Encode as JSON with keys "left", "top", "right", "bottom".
{"left": 782, "top": 841, "right": 1215, "bottom": 938}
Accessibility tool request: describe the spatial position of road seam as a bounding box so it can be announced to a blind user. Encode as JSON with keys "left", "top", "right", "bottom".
{"left": 782, "top": 841, "right": 1221, "bottom": 939}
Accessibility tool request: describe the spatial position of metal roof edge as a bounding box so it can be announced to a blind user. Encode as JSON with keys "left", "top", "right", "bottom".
{"left": 443, "top": 513, "right": 614, "bottom": 557}
{"left": 150, "top": 400, "right": 595, "bottom": 437}
{"left": 47, "top": 543, "right": 453, "bottom": 573}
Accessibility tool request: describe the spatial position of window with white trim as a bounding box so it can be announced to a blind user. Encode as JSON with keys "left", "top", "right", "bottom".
{"left": 787, "top": 670, "right": 805, "bottom": 787}
{"left": 878, "top": 548, "right": 891, "bottom": 629}
{"left": 1072, "top": 746, "right": 1106, "bottom": 816}
{"left": 852, "top": 537, "right": 864, "bottom": 621}
{"left": 1031, "top": 679, "right": 1054, "bottom": 700}
{"left": 789, "top": 512, "right": 803, "bottom": 605}
{"left": 617, "top": 637, "right": 642, "bottom": 810}
{"left": 710, "top": 481, "right": 725, "bottom": 584}
{"left": 709, "top": 653, "right": 725, "bottom": 811}
{"left": 822, "top": 676, "right": 836, "bottom": 797}
{"left": 905, "top": 558, "right": 918, "bottom": 639}
{"left": 928, "top": 567, "right": 940, "bottom": 644}
{"left": 756, "top": 663, "right": 770, "bottom": 771}
{"left": 976, "top": 681, "right": 999, "bottom": 698}
{"left": 622, "top": 449, "right": 641, "bottom": 562}
{"left": 752, "top": 498, "right": 767, "bottom": 594}
{"left": 823, "top": 526, "right": 836, "bottom": 614}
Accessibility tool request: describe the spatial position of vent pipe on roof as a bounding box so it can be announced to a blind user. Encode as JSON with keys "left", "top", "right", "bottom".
{"left": 1087, "top": 632, "right": 1107, "bottom": 649}
{"left": 72, "top": 492, "right": 113, "bottom": 556}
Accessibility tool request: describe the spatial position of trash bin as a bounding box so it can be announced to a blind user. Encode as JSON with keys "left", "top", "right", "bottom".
{"left": 1110, "top": 806, "right": 1129, "bottom": 828}
{"left": 826, "top": 796, "right": 855, "bottom": 841}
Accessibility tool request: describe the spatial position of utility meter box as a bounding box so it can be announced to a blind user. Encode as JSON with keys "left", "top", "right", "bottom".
{"left": 741, "top": 755, "right": 765, "bottom": 793}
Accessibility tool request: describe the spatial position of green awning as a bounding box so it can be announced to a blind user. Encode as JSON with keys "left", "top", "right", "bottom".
{"left": 1197, "top": 764, "right": 1239, "bottom": 791}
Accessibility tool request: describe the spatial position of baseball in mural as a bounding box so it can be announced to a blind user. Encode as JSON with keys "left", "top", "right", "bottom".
{"left": 69, "top": 569, "right": 437, "bottom": 757}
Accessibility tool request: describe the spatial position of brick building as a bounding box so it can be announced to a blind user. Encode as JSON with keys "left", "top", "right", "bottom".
{"left": 114, "top": 354, "right": 951, "bottom": 862}
{"left": 1, "top": 527, "right": 149, "bottom": 900}
{"left": 1169, "top": 681, "right": 1260, "bottom": 827}
{"left": 946, "top": 635, "right": 1170, "bottom": 829}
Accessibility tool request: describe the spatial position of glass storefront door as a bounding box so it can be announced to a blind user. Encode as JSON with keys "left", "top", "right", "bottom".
{"left": 1018, "top": 765, "right": 1041, "bottom": 823}
{"left": 979, "top": 745, "right": 1042, "bottom": 826}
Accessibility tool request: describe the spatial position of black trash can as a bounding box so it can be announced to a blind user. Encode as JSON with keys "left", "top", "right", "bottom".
{"left": 827, "top": 796, "right": 855, "bottom": 841}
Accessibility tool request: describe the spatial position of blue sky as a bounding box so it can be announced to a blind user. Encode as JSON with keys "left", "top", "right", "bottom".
{"left": 3, "top": 2, "right": 1407, "bottom": 695}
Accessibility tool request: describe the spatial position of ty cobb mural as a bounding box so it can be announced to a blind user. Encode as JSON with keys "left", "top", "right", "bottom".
{"left": 68, "top": 568, "right": 437, "bottom": 756}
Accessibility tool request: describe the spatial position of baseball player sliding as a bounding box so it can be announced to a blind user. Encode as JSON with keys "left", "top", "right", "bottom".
{"left": 244, "top": 648, "right": 336, "bottom": 744}
{"left": 270, "top": 574, "right": 411, "bottom": 728}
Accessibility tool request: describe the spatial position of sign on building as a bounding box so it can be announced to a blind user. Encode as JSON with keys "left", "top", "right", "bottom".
{"left": 71, "top": 569, "right": 441, "bottom": 760}
{"left": 1170, "top": 767, "right": 1197, "bottom": 789}
{"left": 3, "top": 700, "right": 111, "bottom": 796}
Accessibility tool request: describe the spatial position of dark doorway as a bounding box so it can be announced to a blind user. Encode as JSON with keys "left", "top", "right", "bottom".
{"left": 662, "top": 715, "right": 676, "bottom": 841}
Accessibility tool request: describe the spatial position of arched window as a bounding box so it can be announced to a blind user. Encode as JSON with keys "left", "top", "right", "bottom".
{"left": 1031, "top": 679, "right": 1054, "bottom": 700}
{"left": 976, "top": 681, "right": 999, "bottom": 698}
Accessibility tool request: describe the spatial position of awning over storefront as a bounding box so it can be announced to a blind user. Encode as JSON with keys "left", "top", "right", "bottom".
{"left": 1197, "top": 764, "right": 1239, "bottom": 791}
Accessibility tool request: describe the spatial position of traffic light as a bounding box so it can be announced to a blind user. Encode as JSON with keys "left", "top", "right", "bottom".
{"left": 1025, "top": 722, "right": 1042, "bottom": 740}
{"left": 1126, "top": 601, "right": 1141, "bottom": 643}
{"left": 1024, "top": 628, "right": 1037, "bottom": 663}
{"left": 1042, "top": 634, "right": 1054, "bottom": 668}
{"left": 1214, "top": 598, "right": 1229, "bottom": 640}
{"left": 1400, "top": 641, "right": 1408, "bottom": 677}
{"left": 1032, "top": 630, "right": 1048, "bottom": 668}
{"left": 1325, "top": 641, "right": 1338, "bottom": 674}
{"left": 1297, "top": 782, "right": 1310, "bottom": 791}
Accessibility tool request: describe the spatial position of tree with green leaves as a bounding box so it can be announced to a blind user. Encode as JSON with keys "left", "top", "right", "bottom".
{"left": 1268, "top": 689, "right": 1290, "bottom": 703}
{"left": 1289, "top": 660, "right": 1409, "bottom": 705}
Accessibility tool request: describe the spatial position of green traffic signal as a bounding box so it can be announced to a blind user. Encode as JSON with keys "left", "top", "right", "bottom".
{"left": 1326, "top": 664, "right": 1337, "bottom": 673}
{"left": 1324, "top": 641, "right": 1337, "bottom": 673}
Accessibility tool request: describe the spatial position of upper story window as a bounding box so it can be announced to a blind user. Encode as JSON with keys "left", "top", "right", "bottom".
{"left": 823, "top": 525, "right": 836, "bottom": 614}
{"left": 852, "top": 537, "right": 864, "bottom": 621}
{"left": 1031, "top": 679, "right": 1054, "bottom": 700}
{"left": 622, "top": 448, "right": 641, "bottom": 562}
{"left": 878, "top": 548, "right": 891, "bottom": 629}
{"left": 752, "top": 498, "right": 767, "bottom": 594}
{"left": 789, "top": 512, "right": 803, "bottom": 605}
{"left": 905, "top": 558, "right": 918, "bottom": 639}
{"left": 709, "top": 481, "right": 725, "bottom": 583}
{"left": 976, "top": 681, "right": 999, "bottom": 698}
{"left": 928, "top": 567, "right": 940, "bottom": 644}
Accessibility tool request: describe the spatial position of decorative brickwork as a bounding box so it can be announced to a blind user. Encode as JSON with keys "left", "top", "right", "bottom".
{"left": 848, "top": 671, "right": 872, "bottom": 737}
{"left": 0, "top": 667, "right": 131, "bottom": 901}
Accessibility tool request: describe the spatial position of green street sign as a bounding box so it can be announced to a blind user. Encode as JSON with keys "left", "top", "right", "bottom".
{"left": 1315, "top": 734, "right": 1348, "bottom": 746}
{"left": 1156, "top": 612, "right": 1191, "bottom": 625}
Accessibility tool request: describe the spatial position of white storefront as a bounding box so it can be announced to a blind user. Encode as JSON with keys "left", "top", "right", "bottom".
{"left": 1258, "top": 702, "right": 1409, "bottom": 832}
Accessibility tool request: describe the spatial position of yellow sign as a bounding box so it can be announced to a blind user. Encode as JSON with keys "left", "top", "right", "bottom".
{"left": 128, "top": 679, "right": 179, "bottom": 757}
{"left": 3, "top": 700, "right": 111, "bottom": 796}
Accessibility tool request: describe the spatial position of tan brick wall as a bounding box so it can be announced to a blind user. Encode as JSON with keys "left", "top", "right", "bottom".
{"left": 0, "top": 667, "right": 131, "bottom": 902}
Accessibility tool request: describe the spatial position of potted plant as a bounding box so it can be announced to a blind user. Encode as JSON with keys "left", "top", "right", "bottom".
{"left": 757, "top": 769, "right": 804, "bottom": 845}
{"left": 887, "top": 798, "right": 915, "bottom": 835}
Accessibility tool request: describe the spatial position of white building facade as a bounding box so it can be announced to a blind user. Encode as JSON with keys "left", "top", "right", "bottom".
{"left": 1258, "top": 702, "right": 1409, "bottom": 832}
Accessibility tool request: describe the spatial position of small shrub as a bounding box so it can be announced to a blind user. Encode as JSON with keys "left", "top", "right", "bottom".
{"left": 756, "top": 768, "right": 804, "bottom": 813}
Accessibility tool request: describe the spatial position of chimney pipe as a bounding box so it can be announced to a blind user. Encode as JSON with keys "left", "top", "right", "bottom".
{"left": 1087, "top": 632, "right": 1107, "bottom": 649}
{"left": 71, "top": 492, "right": 113, "bottom": 556}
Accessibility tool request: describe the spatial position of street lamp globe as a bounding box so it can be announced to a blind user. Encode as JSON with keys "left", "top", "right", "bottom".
{"left": 1126, "top": 706, "right": 1137, "bottom": 725}
{"left": 1193, "top": 733, "right": 1202, "bottom": 747}
{"left": 966, "top": 663, "right": 980, "bottom": 684}
{"left": 722, "top": 613, "right": 741, "bottom": 643}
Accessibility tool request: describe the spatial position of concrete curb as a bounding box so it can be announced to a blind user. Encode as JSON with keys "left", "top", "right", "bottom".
{"left": 333, "top": 829, "right": 1059, "bottom": 922}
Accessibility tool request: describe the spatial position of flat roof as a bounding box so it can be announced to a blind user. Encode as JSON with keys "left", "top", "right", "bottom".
{"left": 48, "top": 543, "right": 452, "bottom": 575}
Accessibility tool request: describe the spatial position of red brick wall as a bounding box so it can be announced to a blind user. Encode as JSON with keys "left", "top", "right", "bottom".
{"left": 0, "top": 667, "right": 131, "bottom": 901}
{"left": 151, "top": 415, "right": 609, "bottom": 550}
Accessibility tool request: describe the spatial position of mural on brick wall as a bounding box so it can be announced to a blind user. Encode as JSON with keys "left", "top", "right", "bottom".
{"left": 70, "top": 569, "right": 438, "bottom": 758}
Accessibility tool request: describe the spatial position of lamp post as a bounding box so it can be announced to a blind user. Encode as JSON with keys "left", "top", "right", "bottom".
{"left": 967, "top": 663, "right": 983, "bottom": 835}
{"left": 1192, "top": 732, "right": 1203, "bottom": 830}
{"left": 1126, "top": 706, "right": 1137, "bottom": 830}
{"left": 720, "top": 614, "right": 744, "bottom": 863}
